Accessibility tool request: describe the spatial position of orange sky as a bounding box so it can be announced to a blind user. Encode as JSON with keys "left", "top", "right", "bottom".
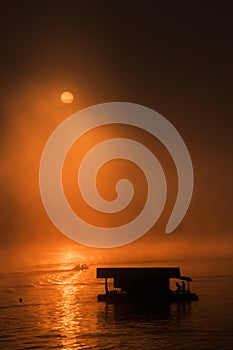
{"left": 0, "top": 2, "right": 232, "bottom": 266}
{"left": 0, "top": 84, "right": 232, "bottom": 265}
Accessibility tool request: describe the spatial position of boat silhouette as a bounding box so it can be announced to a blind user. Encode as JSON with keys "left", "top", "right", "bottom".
{"left": 72, "top": 263, "right": 88, "bottom": 271}
{"left": 97, "top": 267, "right": 199, "bottom": 304}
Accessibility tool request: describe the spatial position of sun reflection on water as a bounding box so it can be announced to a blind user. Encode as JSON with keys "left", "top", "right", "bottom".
{"left": 52, "top": 271, "right": 84, "bottom": 348}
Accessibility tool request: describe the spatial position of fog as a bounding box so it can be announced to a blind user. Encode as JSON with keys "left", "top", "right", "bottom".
{"left": 0, "top": 83, "right": 232, "bottom": 272}
{"left": 0, "top": 2, "right": 232, "bottom": 271}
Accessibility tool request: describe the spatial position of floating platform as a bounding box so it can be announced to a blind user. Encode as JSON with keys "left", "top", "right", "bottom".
{"left": 97, "top": 267, "right": 199, "bottom": 304}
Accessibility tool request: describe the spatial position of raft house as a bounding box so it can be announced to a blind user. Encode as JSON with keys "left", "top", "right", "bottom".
{"left": 97, "top": 267, "right": 199, "bottom": 303}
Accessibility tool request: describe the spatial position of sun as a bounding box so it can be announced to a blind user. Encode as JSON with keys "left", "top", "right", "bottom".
{"left": 60, "top": 91, "right": 74, "bottom": 104}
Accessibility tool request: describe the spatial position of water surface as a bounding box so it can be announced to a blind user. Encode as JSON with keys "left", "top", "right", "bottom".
{"left": 0, "top": 256, "right": 232, "bottom": 349}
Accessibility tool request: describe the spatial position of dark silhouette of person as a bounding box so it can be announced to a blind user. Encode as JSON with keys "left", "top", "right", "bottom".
{"left": 182, "top": 281, "right": 186, "bottom": 293}
{"left": 176, "top": 282, "right": 181, "bottom": 292}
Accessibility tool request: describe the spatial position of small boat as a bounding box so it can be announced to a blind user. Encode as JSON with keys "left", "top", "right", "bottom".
{"left": 97, "top": 267, "right": 199, "bottom": 304}
{"left": 72, "top": 263, "right": 88, "bottom": 271}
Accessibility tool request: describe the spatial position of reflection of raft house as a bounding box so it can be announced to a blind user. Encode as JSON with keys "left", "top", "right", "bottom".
{"left": 97, "top": 267, "right": 199, "bottom": 303}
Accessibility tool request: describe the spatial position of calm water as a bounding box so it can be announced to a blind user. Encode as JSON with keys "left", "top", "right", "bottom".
{"left": 0, "top": 255, "right": 232, "bottom": 350}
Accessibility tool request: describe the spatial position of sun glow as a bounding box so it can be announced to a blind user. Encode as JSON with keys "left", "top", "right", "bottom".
{"left": 60, "top": 91, "right": 74, "bottom": 104}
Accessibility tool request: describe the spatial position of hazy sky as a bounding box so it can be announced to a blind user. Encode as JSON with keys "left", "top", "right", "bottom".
{"left": 0, "top": 1, "right": 232, "bottom": 262}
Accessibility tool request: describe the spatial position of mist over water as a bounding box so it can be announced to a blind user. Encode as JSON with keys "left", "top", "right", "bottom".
{"left": 0, "top": 86, "right": 232, "bottom": 261}
{"left": 0, "top": 2, "right": 232, "bottom": 348}
{"left": 0, "top": 90, "right": 232, "bottom": 346}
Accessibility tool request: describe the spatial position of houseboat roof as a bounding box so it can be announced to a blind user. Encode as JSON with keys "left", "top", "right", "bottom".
{"left": 96, "top": 267, "right": 192, "bottom": 281}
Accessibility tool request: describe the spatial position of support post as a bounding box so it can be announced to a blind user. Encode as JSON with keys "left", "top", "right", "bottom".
{"left": 105, "top": 278, "right": 108, "bottom": 295}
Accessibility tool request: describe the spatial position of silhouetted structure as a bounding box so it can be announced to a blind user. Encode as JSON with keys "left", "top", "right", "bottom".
{"left": 97, "top": 267, "right": 199, "bottom": 303}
